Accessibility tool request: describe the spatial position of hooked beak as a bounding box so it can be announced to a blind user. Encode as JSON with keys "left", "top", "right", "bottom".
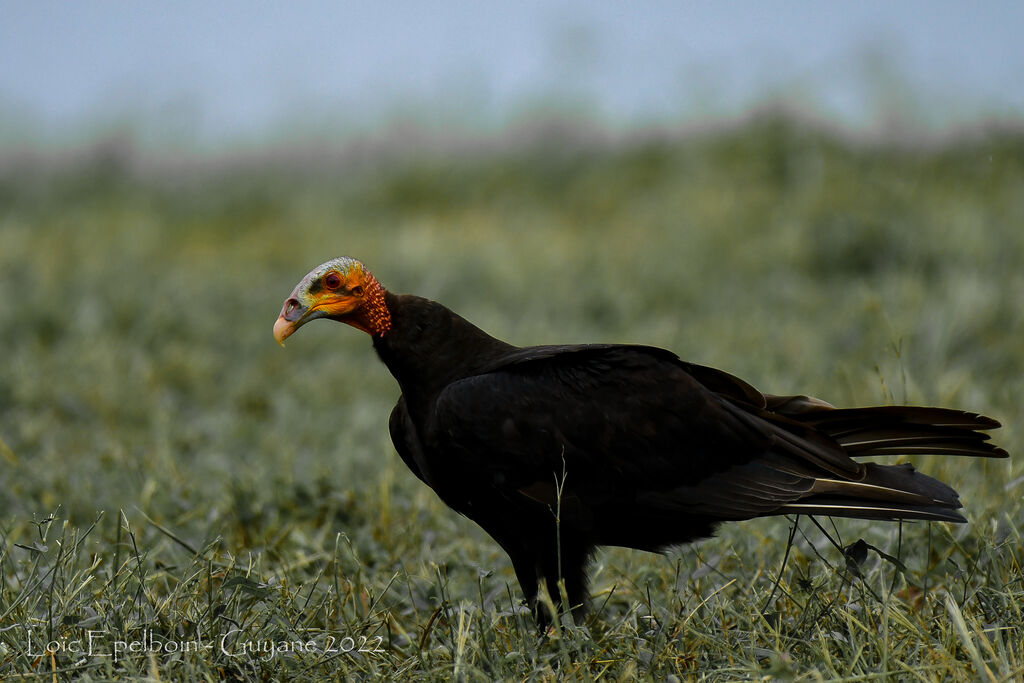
{"left": 274, "top": 288, "right": 324, "bottom": 347}
{"left": 273, "top": 298, "right": 304, "bottom": 347}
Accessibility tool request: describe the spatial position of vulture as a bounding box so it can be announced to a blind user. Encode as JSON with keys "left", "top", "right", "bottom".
{"left": 273, "top": 256, "right": 1007, "bottom": 625}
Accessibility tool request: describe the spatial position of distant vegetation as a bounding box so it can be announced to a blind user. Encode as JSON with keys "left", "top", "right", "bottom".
{"left": 1, "top": 116, "right": 1022, "bottom": 679}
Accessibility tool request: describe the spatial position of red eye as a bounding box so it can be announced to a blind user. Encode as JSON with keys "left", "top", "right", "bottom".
{"left": 323, "top": 272, "right": 342, "bottom": 290}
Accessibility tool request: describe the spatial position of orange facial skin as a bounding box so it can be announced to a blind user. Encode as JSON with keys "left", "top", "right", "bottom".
{"left": 274, "top": 257, "right": 392, "bottom": 345}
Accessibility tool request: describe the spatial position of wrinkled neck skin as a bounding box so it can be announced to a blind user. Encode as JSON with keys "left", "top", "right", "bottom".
{"left": 336, "top": 270, "right": 392, "bottom": 336}
{"left": 372, "top": 292, "right": 515, "bottom": 411}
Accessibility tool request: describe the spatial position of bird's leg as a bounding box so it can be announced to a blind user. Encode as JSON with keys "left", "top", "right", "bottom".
{"left": 496, "top": 526, "right": 591, "bottom": 631}
{"left": 503, "top": 547, "right": 550, "bottom": 630}
{"left": 507, "top": 549, "right": 585, "bottom": 631}
{"left": 540, "top": 571, "right": 588, "bottom": 626}
{"left": 537, "top": 539, "right": 590, "bottom": 629}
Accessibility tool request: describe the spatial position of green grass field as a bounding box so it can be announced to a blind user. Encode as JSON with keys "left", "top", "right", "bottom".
{"left": 1, "top": 117, "right": 1022, "bottom": 680}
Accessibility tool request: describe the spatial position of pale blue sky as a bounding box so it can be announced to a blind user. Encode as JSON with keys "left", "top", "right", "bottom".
{"left": 2, "top": 1, "right": 1022, "bottom": 147}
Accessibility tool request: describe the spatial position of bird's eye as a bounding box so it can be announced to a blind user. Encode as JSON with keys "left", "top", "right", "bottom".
{"left": 323, "top": 272, "right": 343, "bottom": 290}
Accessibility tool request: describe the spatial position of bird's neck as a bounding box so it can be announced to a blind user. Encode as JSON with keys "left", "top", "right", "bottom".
{"left": 372, "top": 292, "right": 516, "bottom": 405}
{"left": 340, "top": 271, "right": 392, "bottom": 336}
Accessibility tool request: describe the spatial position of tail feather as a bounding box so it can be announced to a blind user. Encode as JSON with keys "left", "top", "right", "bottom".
{"left": 811, "top": 463, "right": 956, "bottom": 506}
{"left": 800, "top": 406, "right": 1001, "bottom": 430}
{"left": 777, "top": 498, "right": 967, "bottom": 523}
{"left": 851, "top": 444, "right": 1005, "bottom": 457}
{"left": 807, "top": 407, "right": 1007, "bottom": 459}
{"left": 785, "top": 406, "right": 1005, "bottom": 523}
{"left": 749, "top": 404, "right": 1005, "bottom": 523}
{"left": 670, "top": 402, "right": 1005, "bottom": 524}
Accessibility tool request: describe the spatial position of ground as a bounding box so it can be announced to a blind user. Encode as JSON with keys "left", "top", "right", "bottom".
{"left": 1, "top": 117, "right": 1022, "bottom": 680}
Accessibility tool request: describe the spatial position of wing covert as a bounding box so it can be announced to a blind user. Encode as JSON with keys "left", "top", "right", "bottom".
{"left": 421, "top": 345, "right": 861, "bottom": 521}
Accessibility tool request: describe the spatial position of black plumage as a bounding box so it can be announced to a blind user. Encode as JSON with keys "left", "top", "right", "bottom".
{"left": 274, "top": 257, "right": 1007, "bottom": 625}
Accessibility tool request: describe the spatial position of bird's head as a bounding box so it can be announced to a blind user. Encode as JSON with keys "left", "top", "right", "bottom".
{"left": 273, "top": 256, "right": 392, "bottom": 345}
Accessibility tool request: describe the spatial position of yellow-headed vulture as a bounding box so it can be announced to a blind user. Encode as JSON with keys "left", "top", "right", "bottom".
{"left": 274, "top": 256, "right": 1007, "bottom": 625}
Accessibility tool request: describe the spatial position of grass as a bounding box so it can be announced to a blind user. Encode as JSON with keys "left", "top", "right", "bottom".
{"left": 1, "top": 116, "right": 1022, "bottom": 680}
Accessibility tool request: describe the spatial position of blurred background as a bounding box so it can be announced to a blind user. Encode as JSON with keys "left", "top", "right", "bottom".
{"left": 1, "top": 0, "right": 1022, "bottom": 574}
{"left": 1, "top": 3, "right": 1023, "bottom": 678}
{"left": 2, "top": 1, "right": 1024, "bottom": 155}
